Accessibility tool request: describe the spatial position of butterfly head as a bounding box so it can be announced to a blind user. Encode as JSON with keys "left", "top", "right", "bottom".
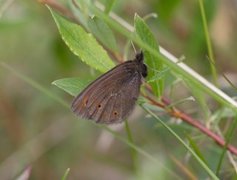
{"left": 135, "top": 51, "right": 144, "bottom": 62}
{"left": 135, "top": 51, "right": 147, "bottom": 78}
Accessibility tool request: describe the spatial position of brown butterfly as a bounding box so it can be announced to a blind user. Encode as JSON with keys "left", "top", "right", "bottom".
{"left": 71, "top": 52, "right": 147, "bottom": 124}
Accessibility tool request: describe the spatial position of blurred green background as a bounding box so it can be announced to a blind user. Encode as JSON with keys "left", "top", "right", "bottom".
{"left": 0, "top": 0, "right": 237, "bottom": 179}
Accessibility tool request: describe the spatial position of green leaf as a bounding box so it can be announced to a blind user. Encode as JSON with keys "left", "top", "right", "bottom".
{"left": 185, "top": 79, "right": 211, "bottom": 119}
{"left": 216, "top": 114, "right": 237, "bottom": 175}
{"left": 88, "top": 16, "right": 118, "bottom": 51}
{"left": 146, "top": 67, "right": 170, "bottom": 83}
{"left": 68, "top": 0, "right": 89, "bottom": 28}
{"left": 104, "top": 0, "right": 116, "bottom": 14}
{"left": 61, "top": 168, "right": 70, "bottom": 180}
{"left": 212, "top": 108, "right": 235, "bottom": 121}
{"left": 186, "top": 135, "right": 208, "bottom": 165}
{"left": 52, "top": 77, "right": 92, "bottom": 97}
{"left": 134, "top": 14, "right": 164, "bottom": 97}
{"left": 154, "top": 0, "right": 181, "bottom": 21}
{"left": 50, "top": 9, "right": 115, "bottom": 73}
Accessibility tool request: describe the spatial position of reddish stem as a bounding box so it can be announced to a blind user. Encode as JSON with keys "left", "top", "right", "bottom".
{"left": 144, "top": 95, "right": 237, "bottom": 156}
{"left": 176, "top": 111, "right": 237, "bottom": 155}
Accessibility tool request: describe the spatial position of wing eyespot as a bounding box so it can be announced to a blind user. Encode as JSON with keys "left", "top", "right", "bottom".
{"left": 113, "top": 111, "right": 118, "bottom": 116}
{"left": 97, "top": 104, "right": 102, "bottom": 108}
{"left": 83, "top": 98, "right": 88, "bottom": 106}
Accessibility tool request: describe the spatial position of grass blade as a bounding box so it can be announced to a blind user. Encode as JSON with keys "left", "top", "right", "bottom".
{"left": 143, "top": 106, "right": 219, "bottom": 180}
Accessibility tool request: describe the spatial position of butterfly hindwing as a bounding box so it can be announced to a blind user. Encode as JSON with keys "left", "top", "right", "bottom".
{"left": 96, "top": 73, "right": 141, "bottom": 124}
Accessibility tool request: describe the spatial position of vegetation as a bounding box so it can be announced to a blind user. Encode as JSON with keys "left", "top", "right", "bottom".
{"left": 0, "top": 0, "right": 237, "bottom": 179}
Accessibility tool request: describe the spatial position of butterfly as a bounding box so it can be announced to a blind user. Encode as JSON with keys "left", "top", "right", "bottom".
{"left": 71, "top": 51, "right": 147, "bottom": 124}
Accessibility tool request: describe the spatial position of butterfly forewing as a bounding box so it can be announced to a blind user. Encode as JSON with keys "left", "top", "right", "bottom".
{"left": 120, "top": 74, "right": 141, "bottom": 117}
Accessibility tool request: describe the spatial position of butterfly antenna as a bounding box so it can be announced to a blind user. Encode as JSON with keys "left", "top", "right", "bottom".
{"left": 131, "top": 41, "right": 143, "bottom": 59}
{"left": 131, "top": 41, "right": 137, "bottom": 55}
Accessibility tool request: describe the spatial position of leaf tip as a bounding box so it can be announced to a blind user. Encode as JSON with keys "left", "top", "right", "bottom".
{"left": 51, "top": 80, "right": 57, "bottom": 86}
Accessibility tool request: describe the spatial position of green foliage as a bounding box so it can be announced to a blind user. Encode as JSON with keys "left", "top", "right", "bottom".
{"left": 52, "top": 78, "right": 91, "bottom": 97}
{"left": 50, "top": 9, "right": 115, "bottom": 73}
{"left": 61, "top": 168, "right": 70, "bottom": 180}
{"left": 143, "top": 107, "right": 219, "bottom": 179}
{"left": 134, "top": 14, "right": 164, "bottom": 97}
{"left": 88, "top": 16, "right": 118, "bottom": 51}
{"left": 153, "top": 0, "right": 181, "bottom": 22}
{"left": 104, "top": 0, "right": 116, "bottom": 14}
{"left": 1, "top": 0, "right": 237, "bottom": 179}
{"left": 50, "top": 2, "right": 237, "bottom": 178}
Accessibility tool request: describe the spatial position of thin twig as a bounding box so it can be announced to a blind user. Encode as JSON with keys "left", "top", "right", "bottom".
{"left": 144, "top": 94, "right": 237, "bottom": 156}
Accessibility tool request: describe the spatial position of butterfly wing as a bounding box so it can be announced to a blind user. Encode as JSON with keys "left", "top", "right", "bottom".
{"left": 97, "top": 73, "right": 142, "bottom": 123}
{"left": 71, "top": 61, "right": 142, "bottom": 124}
